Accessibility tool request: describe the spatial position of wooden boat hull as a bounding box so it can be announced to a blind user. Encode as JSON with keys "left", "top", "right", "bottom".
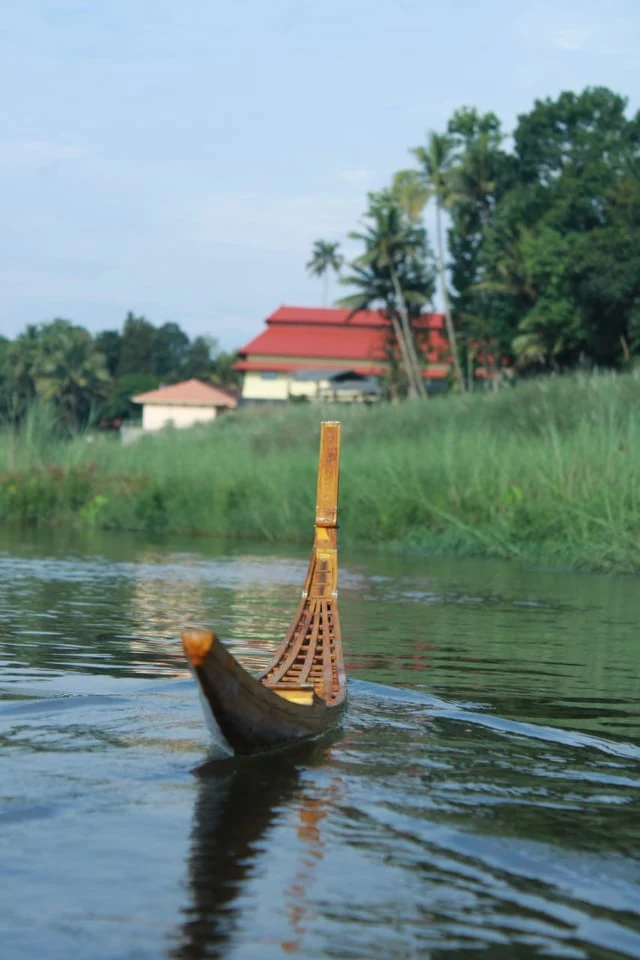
{"left": 185, "top": 630, "right": 346, "bottom": 755}
{"left": 182, "top": 421, "right": 346, "bottom": 756}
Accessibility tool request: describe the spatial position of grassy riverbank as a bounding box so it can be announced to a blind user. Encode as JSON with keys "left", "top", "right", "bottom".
{"left": 2, "top": 372, "right": 640, "bottom": 572}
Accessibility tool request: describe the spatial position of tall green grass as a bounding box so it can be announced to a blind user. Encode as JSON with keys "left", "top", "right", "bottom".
{"left": 2, "top": 373, "right": 640, "bottom": 571}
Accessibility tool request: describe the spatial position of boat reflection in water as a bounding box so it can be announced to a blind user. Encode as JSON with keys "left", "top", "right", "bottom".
{"left": 171, "top": 741, "right": 338, "bottom": 959}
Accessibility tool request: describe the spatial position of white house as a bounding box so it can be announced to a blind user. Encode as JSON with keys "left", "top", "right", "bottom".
{"left": 132, "top": 378, "right": 237, "bottom": 432}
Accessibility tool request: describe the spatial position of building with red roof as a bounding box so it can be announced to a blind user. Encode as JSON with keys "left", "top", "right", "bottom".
{"left": 234, "top": 306, "right": 450, "bottom": 402}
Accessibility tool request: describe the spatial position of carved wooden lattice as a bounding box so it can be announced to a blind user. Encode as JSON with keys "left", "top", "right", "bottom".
{"left": 261, "top": 422, "right": 344, "bottom": 704}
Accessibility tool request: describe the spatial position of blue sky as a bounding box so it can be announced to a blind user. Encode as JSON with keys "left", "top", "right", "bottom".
{"left": 1, "top": 0, "right": 639, "bottom": 351}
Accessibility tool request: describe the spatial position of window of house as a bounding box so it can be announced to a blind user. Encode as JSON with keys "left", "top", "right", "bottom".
{"left": 260, "top": 372, "right": 278, "bottom": 380}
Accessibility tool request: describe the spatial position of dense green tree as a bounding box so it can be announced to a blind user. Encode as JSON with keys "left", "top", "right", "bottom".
{"left": 116, "top": 312, "right": 156, "bottom": 376}
{"left": 376, "top": 89, "right": 637, "bottom": 378}
{"left": 151, "top": 322, "right": 190, "bottom": 378}
{"left": 101, "top": 372, "right": 160, "bottom": 421}
{"left": 0, "top": 326, "right": 40, "bottom": 420}
{"left": 514, "top": 88, "right": 635, "bottom": 198}
{"left": 3, "top": 319, "right": 110, "bottom": 426}
{"left": 0, "top": 336, "right": 9, "bottom": 369}
{"left": 95, "top": 330, "right": 121, "bottom": 377}
{"left": 488, "top": 87, "right": 640, "bottom": 370}
{"left": 445, "top": 110, "right": 512, "bottom": 379}
{"left": 306, "top": 240, "right": 344, "bottom": 306}
{"left": 181, "top": 335, "right": 218, "bottom": 379}
{"left": 508, "top": 228, "right": 583, "bottom": 368}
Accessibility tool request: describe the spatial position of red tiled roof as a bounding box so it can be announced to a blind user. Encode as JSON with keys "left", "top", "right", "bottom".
{"left": 239, "top": 325, "right": 389, "bottom": 361}
{"left": 132, "top": 378, "right": 237, "bottom": 408}
{"left": 236, "top": 306, "right": 449, "bottom": 364}
{"left": 267, "top": 305, "right": 445, "bottom": 329}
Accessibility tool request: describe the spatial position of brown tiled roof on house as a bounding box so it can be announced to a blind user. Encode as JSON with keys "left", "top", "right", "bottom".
{"left": 132, "top": 378, "right": 237, "bottom": 408}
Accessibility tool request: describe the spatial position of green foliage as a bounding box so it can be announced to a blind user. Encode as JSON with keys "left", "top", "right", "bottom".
{"left": 151, "top": 322, "right": 190, "bottom": 377}
{"left": 0, "top": 464, "right": 96, "bottom": 525}
{"left": 444, "top": 109, "right": 511, "bottom": 338}
{"left": 389, "top": 86, "right": 640, "bottom": 381}
{"left": 101, "top": 373, "right": 160, "bottom": 421}
{"left": 3, "top": 374, "right": 640, "bottom": 572}
{"left": 94, "top": 330, "right": 121, "bottom": 377}
{"left": 306, "top": 240, "right": 344, "bottom": 305}
{"left": 491, "top": 87, "right": 640, "bottom": 371}
{"left": 1, "top": 320, "right": 111, "bottom": 427}
{"left": 391, "top": 169, "right": 429, "bottom": 223}
{"left": 209, "top": 350, "right": 242, "bottom": 390}
{"left": 411, "top": 131, "right": 467, "bottom": 389}
{"left": 343, "top": 190, "right": 435, "bottom": 315}
{"left": 339, "top": 188, "right": 436, "bottom": 398}
{"left": 116, "top": 312, "right": 156, "bottom": 377}
{"left": 181, "top": 335, "right": 218, "bottom": 380}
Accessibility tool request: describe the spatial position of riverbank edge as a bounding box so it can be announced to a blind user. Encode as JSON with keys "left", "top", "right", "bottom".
{"left": 2, "top": 372, "right": 640, "bottom": 575}
{"left": 0, "top": 501, "right": 635, "bottom": 575}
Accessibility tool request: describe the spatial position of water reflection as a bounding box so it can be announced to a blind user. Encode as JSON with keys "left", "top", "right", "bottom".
{"left": 280, "top": 775, "right": 345, "bottom": 955}
{"left": 0, "top": 542, "right": 307, "bottom": 683}
{"left": 171, "top": 743, "right": 334, "bottom": 960}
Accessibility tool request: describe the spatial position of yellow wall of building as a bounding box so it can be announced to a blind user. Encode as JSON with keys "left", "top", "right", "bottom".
{"left": 287, "top": 379, "right": 320, "bottom": 399}
{"left": 241, "top": 372, "right": 290, "bottom": 401}
{"left": 240, "top": 354, "right": 450, "bottom": 402}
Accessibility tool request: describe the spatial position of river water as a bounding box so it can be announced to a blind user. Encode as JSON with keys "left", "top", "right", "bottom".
{"left": 1, "top": 532, "right": 639, "bottom": 959}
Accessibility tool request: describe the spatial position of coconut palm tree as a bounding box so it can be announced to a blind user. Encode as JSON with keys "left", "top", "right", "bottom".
{"left": 391, "top": 169, "right": 429, "bottom": 224}
{"left": 339, "top": 191, "right": 433, "bottom": 399}
{"left": 31, "top": 320, "right": 111, "bottom": 425}
{"left": 306, "top": 240, "right": 344, "bottom": 306}
{"left": 413, "top": 133, "right": 466, "bottom": 392}
{"left": 340, "top": 258, "right": 419, "bottom": 399}
{"left": 448, "top": 133, "right": 498, "bottom": 226}
{"left": 4, "top": 319, "right": 111, "bottom": 427}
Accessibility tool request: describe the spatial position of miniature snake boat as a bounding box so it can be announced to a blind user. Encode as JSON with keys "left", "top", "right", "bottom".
{"left": 181, "top": 421, "right": 346, "bottom": 755}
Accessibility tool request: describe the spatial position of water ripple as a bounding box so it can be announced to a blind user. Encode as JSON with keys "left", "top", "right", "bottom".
{"left": 1, "top": 540, "right": 639, "bottom": 959}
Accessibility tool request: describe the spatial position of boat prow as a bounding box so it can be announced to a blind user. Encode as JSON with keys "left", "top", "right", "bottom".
{"left": 182, "top": 421, "right": 346, "bottom": 756}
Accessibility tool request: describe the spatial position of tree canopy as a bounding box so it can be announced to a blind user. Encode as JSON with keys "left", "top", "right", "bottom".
{"left": 1, "top": 320, "right": 110, "bottom": 425}
{"left": 0, "top": 314, "right": 240, "bottom": 429}
{"left": 330, "top": 86, "right": 640, "bottom": 389}
{"left": 439, "top": 87, "right": 640, "bottom": 375}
